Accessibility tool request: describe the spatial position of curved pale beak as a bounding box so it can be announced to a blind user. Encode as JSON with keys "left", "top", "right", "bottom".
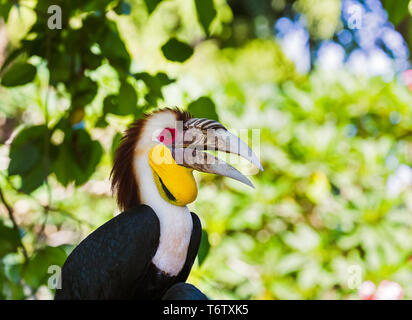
{"left": 171, "top": 118, "right": 263, "bottom": 188}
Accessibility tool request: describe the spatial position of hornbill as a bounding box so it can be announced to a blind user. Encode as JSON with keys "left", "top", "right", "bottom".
{"left": 54, "top": 108, "right": 262, "bottom": 300}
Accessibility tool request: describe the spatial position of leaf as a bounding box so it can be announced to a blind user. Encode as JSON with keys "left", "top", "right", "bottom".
{"left": 52, "top": 129, "right": 103, "bottom": 186}
{"left": 95, "top": 115, "right": 109, "bottom": 128}
{"left": 0, "top": 1, "right": 12, "bottom": 21}
{"left": 197, "top": 229, "right": 210, "bottom": 266}
{"left": 133, "top": 72, "right": 175, "bottom": 104}
{"left": 1, "top": 62, "right": 36, "bottom": 87}
{"left": 111, "top": 132, "right": 122, "bottom": 160}
{"left": 97, "top": 21, "right": 131, "bottom": 72}
{"left": 23, "top": 246, "right": 67, "bottom": 288}
{"left": 1, "top": 278, "right": 25, "bottom": 299}
{"left": 8, "top": 143, "right": 39, "bottom": 176}
{"left": 4, "top": 262, "right": 23, "bottom": 285}
{"left": 0, "top": 48, "right": 25, "bottom": 74}
{"left": 117, "top": 81, "right": 138, "bottom": 115}
{"left": 82, "top": 50, "right": 103, "bottom": 71}
{"left": 0, "top": 222, "right": 20, "bottom": 258}
{"left": 144, "top": 0, "right": 163, "bottom": 14}
{"left": 8, "top": 125, "right": 53, "bottom": 194}
{"left": 194, "top": 0, "right": 217, "bottom": 34}
{"left": 102, "top": 94, "right": 118, "bottom": 115}
{"left": 103, "top": 82, "right": 139, "bottom": 116}
{"left": 187, "top": 96, "right": 219, "bottom": 121}
{"left": 161, "top": 38, "right": 194, "bottom": 63}
{"left": 382, "top": 0, "right": 411, "bottom": 26}
{"left": 19, "top": 164, "right": 49, "bottom": 194}
{"left": 114, "top": 0, "right": 131, "bottom": 15}
{"left": 48, "top": 53, "right": 72, "bottom": 84}
{"left": 70, "top": 76, "right": 98, "bottom": 108}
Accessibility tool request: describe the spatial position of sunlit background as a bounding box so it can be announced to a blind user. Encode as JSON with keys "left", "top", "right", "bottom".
{"left": 0, "top": 0, "right": 412, "bottom": 300}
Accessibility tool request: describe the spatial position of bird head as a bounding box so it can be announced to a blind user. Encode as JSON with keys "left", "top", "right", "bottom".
{"left": 111, "top": 108, "right": 263, "bottom": 210}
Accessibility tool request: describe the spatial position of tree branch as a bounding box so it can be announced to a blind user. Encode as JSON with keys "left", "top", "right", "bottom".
{"left": 0, "top": 186, "right": 29, "bottom": 262}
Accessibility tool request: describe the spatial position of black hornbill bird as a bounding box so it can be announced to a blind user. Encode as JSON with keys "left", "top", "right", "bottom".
{"left": 54, "top": 108, "right": 262, "bottom": 300}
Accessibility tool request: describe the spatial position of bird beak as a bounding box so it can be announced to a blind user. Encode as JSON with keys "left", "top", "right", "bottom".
{"left": 170, "top": 118, "right": 263, "bottom": 188}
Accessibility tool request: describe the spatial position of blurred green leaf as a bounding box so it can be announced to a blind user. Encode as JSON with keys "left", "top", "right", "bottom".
{"left": 4, "top": 262, "right": 23, "bottom": 286}
{"left": 144, "top": 0, "right": 163, "bottom": 14}
{"left": 102, "top": 94, "right": 118, "bottom": 116}
{"left": 197, "top": 230, "right": 210, "bottom": 266}
{"left": 103, "top": 82, "right": 139, "bottom": 116}
{"left": 8, "top": 125, "right": 53, "bottom": 194}
{"left": 48, "top": 53, "right": 72, "bottom": 84}
{"left": 52, "top": 129, "right": 103, "bottom": 186}
{"left": 111, "top": 132, "right": 122, "bottom": 160}
{"left": 117, "top": 81, "right": 138, "bottom": 115}
{"left": 133, "top": 72, "right": 175, "bottom": 104}
{"left": 97, "top": 22, "right": 131, "bottom": 72}
{"left": 95, "top": 115, "right": 109, "bottom": 128}
{"left": 114, "top": 0, "right": 131, "bottom": 15}
{"left": 19, "top": 164, "right": 48, "bottom": 194}
{"left": 0, "top": 48, "right": 25, "bottom": 74}
{"left": 0, "top": 1, "right": 12, "bottom": 21}
{"left": 8, "top": 143, "right": 39, "bottom": 177}
{"left": 1, "top": 63, "right": 36, "bottom": 87}
{"left": 0, "top": 222, "right": 20, "bottom": 258}
{"left": 70, "top": 76, "right": 98, "bottom": 108}
{"left": 0, "top": 272, "right": 4, "bottom": 300}
{"left": 188, "top": 96, "right": 219, "bottom": 121}
{"left": 382, "top": 0, "right": 411, "bottom": 26}
{"left": 161, "top": 38, "right": 194, "bottom": 63}
{"left": 194, "top": 0, "right": 216, "bottom": 34}
{"left": 23, "top": 246, "right": 67, "bottom": 288}
{"left": 1, "top": 278, "right": 25, "bottom": 299}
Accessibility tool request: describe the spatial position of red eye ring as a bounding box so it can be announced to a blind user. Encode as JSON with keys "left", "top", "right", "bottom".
{"left": 158, "top": 128, "right": 176, "bottom": 144}
{"left": 166, "top": 128, "right": 176, "bottom": 141}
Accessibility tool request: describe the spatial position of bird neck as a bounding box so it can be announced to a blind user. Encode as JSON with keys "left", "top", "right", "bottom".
{"left": 134, "top": 151, "right": 193, "bottom": 276}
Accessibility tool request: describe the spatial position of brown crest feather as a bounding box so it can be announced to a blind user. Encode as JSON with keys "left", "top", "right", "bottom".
{"left": 110, "top": 108, "right": 191, "bottom": 211}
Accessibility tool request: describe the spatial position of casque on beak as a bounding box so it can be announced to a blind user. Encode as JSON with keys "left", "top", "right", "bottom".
{"left": 170, "top": 118, "right": 263, "bottom": 188}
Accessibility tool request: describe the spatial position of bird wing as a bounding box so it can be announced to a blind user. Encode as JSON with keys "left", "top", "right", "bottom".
{"left": 54, "top": 205, "right": 160, "bottom": 300}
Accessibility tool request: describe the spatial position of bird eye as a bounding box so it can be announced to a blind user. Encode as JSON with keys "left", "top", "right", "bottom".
{"left": 158, "top": 128, "right": 176, "bottom": 144}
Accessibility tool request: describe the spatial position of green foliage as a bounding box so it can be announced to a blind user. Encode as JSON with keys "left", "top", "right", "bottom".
{"left": 53, "top": 128, "right": 103, "bottom": 186}
{"left": 161, "top": 38, "right": 194, "bottom": 63}
{"left": 114, "top": 0, "right": 131, "bottom": 15}
{"left": 191, "top": 70, "right": 412, "bottom": 299}
{"left": 197, "top": 230, "right": 210, "bottom": 266}
{"left": 133, "top": 72, "right": 175, "bottom": 106}
{"left": 111, "top": 132, "right": 123, "bottom": 160}
{"left": 194, "top": 0, "right": 217, "bottom": 35}
{"left": 0, "top": 223, "right": 20, "bottom": 258}
{"left": 0, "top": 1, "right": 12, "bottom": 22}
{"left": 188, "top": 97, "right": 219, "bottom": 121}
{"left": 144, "top": 0, "right": 163, "bottom": 15}
{"left": 0, "top": 63, "right": 36, "bottom": 87}
{"left": 23, "top": 246, "right": 67, "bottom": 288}
{"left": 8, "top": 125, "right": 53, "bottom": 194}
{"left": 382, "top": 0, "right": 411, "bottom": 26}
{"left": 0, "top": 0, "right": 219, "bottom": 299}
{"left": 116, "top": 81, "right": 139, "bottom": 115}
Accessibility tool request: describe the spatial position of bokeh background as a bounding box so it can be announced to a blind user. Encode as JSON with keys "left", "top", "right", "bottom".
{"left": 1, "top": 0, "right": 412, "bottom": 300}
